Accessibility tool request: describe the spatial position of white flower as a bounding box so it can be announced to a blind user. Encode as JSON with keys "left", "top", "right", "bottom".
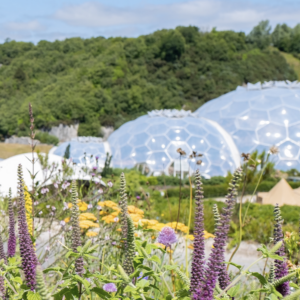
{"left": 34, "top": 201, "right": 39, "bottom": 206}
{"left": 63, "top": 202, "right": 69, "bottom": 210}
{"left": 52, "top": 206, "right": 56, "bottom": 211}
{"left": 88, "top": 204, "right": 93, "bottom": 209}
{"left": 114, "top": 217, "right": 119, "bottom": 222}
{"left": 97, "top": 205, "right": 102, "bottom": 210}
{"left": 60, "top": 221, "right": 66, "bottom": 226}
{"left": 46, "top": 205, "right": 50, "bottom": 209}
{"left": 39, "top": 211, "right": 43, "bottom": 215}
{"left": 98, "top": 188, "right": 103, "bottom": 194}
{"left": 53, "top": 181, "right": 60, "bottom": 189}
{"left": 105, "top": 236, "right": 110, "bottom": 240}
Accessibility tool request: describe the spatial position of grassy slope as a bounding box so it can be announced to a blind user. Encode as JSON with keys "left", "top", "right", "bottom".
{"left": 280, "top": 51, "right": 300, "bottom": 79}
{"left": 0, "top": 143, "right": 52, "bottom": 159}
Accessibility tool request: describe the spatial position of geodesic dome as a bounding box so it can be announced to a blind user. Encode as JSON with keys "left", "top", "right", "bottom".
{"left": 108, "top": 110, "right": 240, "bottom": 177}
{"left": 52, "top": 137, "right": 110, "bottom": 168}
{"left": 196, "top": 81, "right": 300, "bottom": 171}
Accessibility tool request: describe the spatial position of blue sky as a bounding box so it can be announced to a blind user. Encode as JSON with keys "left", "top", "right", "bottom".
{"left": 1, "top": 0, "right": 300, "bottom": 43}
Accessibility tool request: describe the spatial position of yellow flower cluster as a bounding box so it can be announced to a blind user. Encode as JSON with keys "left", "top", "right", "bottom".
{"left": 86, "top": 231, "right": 97, "bottom": 237}
{"left": 79, "top": 212, "right": 99, "bottom": 229}
{"left": 164, "top": 222, "right": 189, "bottom": 233}
{"left": 68, "top": 200, "right": 88, "bottom": 211}
{"left": 24, "top": 185, "right": 33, "bottom": 237}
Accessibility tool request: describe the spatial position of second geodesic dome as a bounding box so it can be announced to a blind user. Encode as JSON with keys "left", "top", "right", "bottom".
{"left": 108, "top": 110, "right": 240, "bottom": 177}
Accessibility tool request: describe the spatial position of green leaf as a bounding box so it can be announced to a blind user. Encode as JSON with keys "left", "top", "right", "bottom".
{"left": 149, "top": 255, "right": 161, "bottom": 264}
{"left": 290, "top": 282, "right": 299, "bottom": 289}
{"left": 73, "top": 275, "right": 91, "bottom": 295}
{"left": 223, "top": 261, "right": 243, "bottom": 271}
{"left": 227, "top": 284, "right": 240, "bottom": 297}
{"left": 248, "top": 272, "right": 267, "bottom": 286}
{"left": 27, "top": 291, "right": 41, "bottom": 300}
{"left": 124, "top": 285, "right": 137, "bottom": 293}
{"left": 136, "top": 279, "right": 150, "bottom": 288}
{"left": 12, "top": 277, "right": 22, "bottom": 284}
{"left": 90, "top": 287, "right": 111, "bottom": 299}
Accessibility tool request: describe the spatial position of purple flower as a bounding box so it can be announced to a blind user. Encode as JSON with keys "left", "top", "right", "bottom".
{"left": 92, "top": 166, "right": 97, "bottom": 170}
{"left": 53, "top": 181, "right": 60, "bottom": 189}
{"left": 112, "top": 242, "right": 116, "bottom": 246}
{"left": 41, "top": 187, "right": 49, "bottom": 194}
{"left": 199, "top": 168, "right": 242, "bottom": 299}
{"left": 107, "top": 181, "right": 113, "bottom": 188}
{"left": 273, "top": 204, "right": 290, "bottom": 296}
{"left": 8, "top": 188, "right": 16, "bottom": 258}
{"left": 103, "top": 283, "right": 117, "bottom": 292}
{"left": 136, "top": 196, "right": 141, "bottom": 200}
{"left": 190, "top": 170, "right": 206, "bottom": 297}
{"left": 157, "top": 227, "right": 177, "bottom": 248}
{"left": 95, "top": 156, "right": 99, "bottom": 160}
{"left": 91, "top": 173, "right": 95, "bottom": 177}
{"left": 17, "top": 165, "right": 38, "bottom": 290}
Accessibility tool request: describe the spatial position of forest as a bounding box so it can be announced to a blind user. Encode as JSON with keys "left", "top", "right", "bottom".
{"left": 0, "top": 21, "right": 299, "bottom": 138}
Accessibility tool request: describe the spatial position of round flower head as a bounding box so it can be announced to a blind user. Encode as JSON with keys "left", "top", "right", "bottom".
{"left": 157, "top": 226, "right": 177, "bottom": 248}
{"left": 103, "top": 283, "right": 117, "bottom": 292}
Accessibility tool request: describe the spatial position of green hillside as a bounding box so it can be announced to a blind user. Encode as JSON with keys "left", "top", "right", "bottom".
{"left": 0, "top": 26, "right": 297, "bottom": 139}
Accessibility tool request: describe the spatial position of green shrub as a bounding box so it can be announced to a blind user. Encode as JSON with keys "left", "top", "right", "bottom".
{"left": 35, "top": 131, "right": 59, "bottom": 145}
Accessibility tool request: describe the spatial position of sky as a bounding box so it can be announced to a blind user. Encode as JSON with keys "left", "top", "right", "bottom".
{"left": 1, "top": 0, "right": 300, "bottom": 44}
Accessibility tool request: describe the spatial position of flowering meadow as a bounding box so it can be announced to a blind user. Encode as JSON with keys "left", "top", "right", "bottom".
{"left": 1, "top": 107, "right": 300, "bottom": 299}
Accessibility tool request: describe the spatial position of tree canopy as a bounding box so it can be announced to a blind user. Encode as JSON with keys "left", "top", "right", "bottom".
{"left": 0, "top": 24, "right": 298, "bottom": 138}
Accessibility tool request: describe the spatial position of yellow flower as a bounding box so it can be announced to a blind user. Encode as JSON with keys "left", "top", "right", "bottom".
{"left": 68, "top": 203, "right": 73, "bottom": 208}
{"left": 24, "top": 185, "right": 33, "bottom": 237}
{"left": 188, "top": 245, "right": 194, "bottom": 250}
{"left": 86, "top": 231, "right": 98, "bottom": 237}
{"left": 185, "top": 235, "right": 195, "bottom": 241}
{"left": 203, "top": 230, "right": 215, "bottom": 239}
{"left": 128, "top": 205, "right": 144, "bottom": 215}
{"left": 79, "top": 220, "right": 100, "bottom": 229}
{"left": 79, "top": 213, "right": 97, "bottom": 221}
{"left": 77, "top": 201, "right": 88, "bottom": 211}
{"left": 64, "top": 217, "right": 70, "bottom": 223}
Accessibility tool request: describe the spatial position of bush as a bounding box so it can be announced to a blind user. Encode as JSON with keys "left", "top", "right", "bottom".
{"left": 35, "top": 131, "right": 59, "bottom": 145}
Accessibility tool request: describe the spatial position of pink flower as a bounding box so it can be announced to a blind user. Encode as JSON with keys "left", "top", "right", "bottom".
{"left": 107, "top": 181, "right": 113, "bottom": 188}
{"left": 91, "top": 173, "right": 95, "bottom": 177}
{"left": 41, "top": 187, "right": 49, "bottom": 194}
{"left": 53, "top": 182, "right": 59, "bottom": 189}
{"left": 62, "top": 181, "right": 70, "bottom": 190}
{"left": 92, "top": 166, "right": 97, "bottom": 170}
{"left": 98, "top": 188, "right": 103, "bottom": 194}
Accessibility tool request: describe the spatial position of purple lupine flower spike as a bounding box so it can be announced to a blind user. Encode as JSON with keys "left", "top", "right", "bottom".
{"left": 8, "top": 188, "right": 16, "bottom": 258}
{"left": 0, "top": 226, "right": 7, "bottom": 299}
{"left": 190, "top": 170, "right": 206, "bottom": 298}
{"left": 199, "top": 168, "right": 242, "bottom": 300}
{"left": 273, "top": 204, "right": 289, "bottom": 296}
{"left": 17, "top": 165, "right": 38, "bottom": 290}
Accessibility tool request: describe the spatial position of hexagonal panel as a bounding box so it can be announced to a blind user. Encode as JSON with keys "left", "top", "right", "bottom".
{"left": 147, "top": 135, "right": 170, "bottom": 151}
{"left": 220, "top": 101, "right": 249, "bottom": 117}
{"left": 147, "top": 152, "right": 171, "bottom": 171}
{"left": 250, "top": 95, "right": 282, "bottom": 110}
{"left": 269, "top": 106, "right": 300, "bottom": 126}
{"left": 131, "top": 145, "right": 150, "bottom": 162}
{"left": 120, "top": 145, "right": 133, "bottom": 160}
{"left": 257, "top": 124, "right": 286, "bottom": 146}
{"left": 288, "top": 123, "right": 300, "bottom": 143}
{"left": 186, "top": 124, "right": 208, "bottom": 136}
{"left": 278, "top": 141, "right": 300, "bottom": 160}
{"left": 146, "top": 123, "right": 169, "bottom": 135}
{"left": 236, "top": 109, "right": 269, "bottom": 130}
{"left": 166, "top": 128, "right": 190, "bottom": 141}
{"left": 129, "top": 132, "right": 150, "bottom": 146}
{"left": 186, "top": 136, "right": 210, "bottom": 153}
{"left": 232, "top": 130, "right": 258, "bottom": 153}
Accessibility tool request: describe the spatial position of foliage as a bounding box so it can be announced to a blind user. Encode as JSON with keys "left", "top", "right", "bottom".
{"left": 0, "top": 25, "right": 297, "bottom": 138}
{"left": 34, "top": 131, "right": 59, "bottom": 145}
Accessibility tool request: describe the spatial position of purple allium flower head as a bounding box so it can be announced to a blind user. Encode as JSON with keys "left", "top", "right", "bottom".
{"left": 136, "top": 196, "right": 141, "bottom": 200}
{"left": 17, "top": 165, "right": 38, "bottom": 290}
{"left": 157, "top": 227, "right": 177, "bottom": 248}
{"left": 273, "top": 204, "right": 289, "bottom": 296}
{"left": 95, "top": 156, "right": 99, "bottom": 160}
{"left": 92, "top": 166, "right": 97, "bottom": 170}
{"left": 199, "top": 168, "right": 242, "bottom": 300}
{"left": 91, "top": 173, "right": 95, "bottom": 177}
{"left": 8, "top": 188, "right": 16, "bottom": 258}
{"left": 190, "top": 170, "right": 206, "bottom": 297}
{"left": 103, "top": 283, "right": 117, "bottom": 292}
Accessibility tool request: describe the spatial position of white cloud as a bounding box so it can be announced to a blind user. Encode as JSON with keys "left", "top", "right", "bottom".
{"left": 5, "top": 20, "right": 45, "bottom": 31}
{"left": 52, "top": 0, "right": 300, "bottom": 33}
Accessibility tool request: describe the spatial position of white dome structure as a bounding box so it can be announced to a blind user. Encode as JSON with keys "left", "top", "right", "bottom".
{"left": 0, "top": 153, "right": 102, "bottom": 197}
{"left": 196, "top": 81, "right": 300, "bottom": 170}
{"left": 108, "top": 109, "right": 240, "bottom": 177}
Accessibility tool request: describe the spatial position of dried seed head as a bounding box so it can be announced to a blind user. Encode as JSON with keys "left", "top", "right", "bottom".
{"left": 241, "top": 153, "right": 250, "bottom": 162}
{"left": 269, "top": 145, "right": 279, "bottom": 155}
{"left": 196, "top": 160, "right": 202, "bottom": 165}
